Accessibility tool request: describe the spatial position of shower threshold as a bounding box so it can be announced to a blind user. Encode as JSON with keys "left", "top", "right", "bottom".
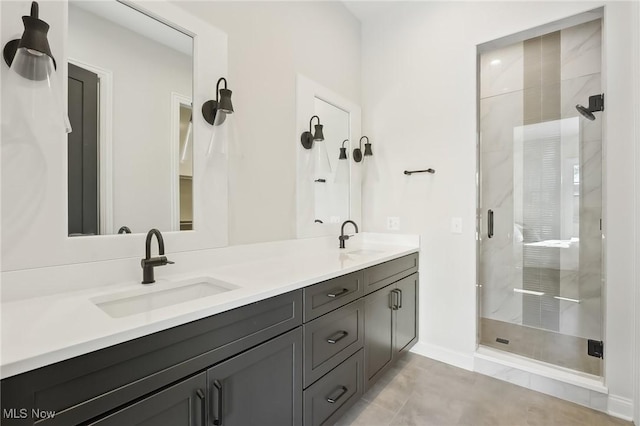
{"left": 480, "top": 318, "right": 602, "bottom": 376}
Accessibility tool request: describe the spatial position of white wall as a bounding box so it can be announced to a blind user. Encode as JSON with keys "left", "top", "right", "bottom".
{"left": 357, "top": 0, "right": 636, "bottom": 413}
{"left": 174, "top": 1, "right": 361, "bottom": 245}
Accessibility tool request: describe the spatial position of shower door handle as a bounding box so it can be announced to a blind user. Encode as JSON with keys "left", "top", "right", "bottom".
{"left": 488, "top": 210, "right": 494, "bottom": 238}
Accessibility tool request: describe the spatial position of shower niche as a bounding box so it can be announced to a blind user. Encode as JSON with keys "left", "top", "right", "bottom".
{"left": 477, "top": 11, "right": 604, "bottom": 376}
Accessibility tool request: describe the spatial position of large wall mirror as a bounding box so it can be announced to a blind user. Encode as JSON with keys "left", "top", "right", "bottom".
{"left": 67, "top": 0, "right": 194, "bottom": 236}
{"left": 0, "top": 0, "right": 228, "bottom": 271}
{"left": 296, "top": 75, "right": 362, "bottom": 238}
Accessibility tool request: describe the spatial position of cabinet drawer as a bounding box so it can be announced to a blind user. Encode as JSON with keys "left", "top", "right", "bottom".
{"left": 303, "top": 299, "right": 364, "bottom": 387}
{"left": 303, "top": 349, "right": 364, "bottom": 426}
{"left": 364, "top": 253, "right": 418, "bottom": 294}
{"left": 0, "top": 290, "right": 302, "bottom": 426}
{"left": 303, "top": 271, "right": 364, "bottom": 322}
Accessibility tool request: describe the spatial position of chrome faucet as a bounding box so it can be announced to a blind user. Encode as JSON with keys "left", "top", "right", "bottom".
{"left": 141, "top": 229, "right": 174, "bottom": 284}
{"left": 339, "top": 220, "right": 359, "bottom": 249}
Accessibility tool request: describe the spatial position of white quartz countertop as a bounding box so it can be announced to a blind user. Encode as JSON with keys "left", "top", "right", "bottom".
{"left": 1, "top": 233, "right": 419, "bottom": 379}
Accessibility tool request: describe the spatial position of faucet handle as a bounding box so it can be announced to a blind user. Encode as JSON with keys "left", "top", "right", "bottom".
{"left": 166, "top": 260, "right": 175, "bottom": 265}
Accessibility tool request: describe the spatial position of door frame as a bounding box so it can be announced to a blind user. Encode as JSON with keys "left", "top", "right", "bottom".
{"left": 68, "top": 58, "right": 113, "bottom": 235}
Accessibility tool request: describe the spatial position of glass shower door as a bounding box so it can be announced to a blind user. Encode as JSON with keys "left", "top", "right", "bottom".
{"left": 478, "top": 18, "right": 603, "bottom": 376}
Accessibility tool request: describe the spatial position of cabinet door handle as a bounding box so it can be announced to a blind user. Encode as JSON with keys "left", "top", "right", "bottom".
{"left": 488, "top": 209, "right": 494, "bottom": 238}
{"left": 326, "top": 386, "right": 348, "bottom": 404}
{"left": 327, "top": 288, "right": 349, "bottom": 298}
{"left": 212, "top": 379, "right": 223, "bottom": 426}
{"left": 196, "top": 388, "right": 206, "bottom": 426}
{"left": 390, "top": 289, "right": 400, "bottom": 310}
{"left": 327, "top": 330, "right": 349, "bottom": 344}
{"left": 398, "top": 289, "right": 403, "bottom": 309}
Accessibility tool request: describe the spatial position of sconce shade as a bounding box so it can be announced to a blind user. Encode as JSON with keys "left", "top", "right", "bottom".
{"left": 339, "top": 139, "right": 348, "bottom": 160}
{"left": 217, "top": 88, "right": 234, "bottom": 114}
{"left": 313, "top": 124, "right": 324, "bottom": 141}
{"left": 2, "top": 1, "right": 70, "bottom": 134}
{"left": 364, "top": 142, "right": 373, "bottom": 156}
{"left": 3, "top": 2, "right": 56, "bottom": 81}
{"left": 339, "top": 147, "right": 347, "bottom": 160}
{"left": 314, "top": 140, "right": 332, "bottom": 179}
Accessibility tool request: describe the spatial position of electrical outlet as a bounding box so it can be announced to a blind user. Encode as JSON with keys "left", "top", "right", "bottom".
{"left": 387, "top": 217, "right": 400, "bottom": 231}
{"left": 451, "top": 217, "right": 462, "bottom": 234}
{"left": 330, "top": 216, "right": 341, "bottom": 224}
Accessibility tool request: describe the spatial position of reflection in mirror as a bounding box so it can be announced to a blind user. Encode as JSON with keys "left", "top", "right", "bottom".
{"left": 178, "top": 104, "right": 193, "bottom": 230}
{"left": 312, "top": 98, "right": 349, "bottom": 225}
{"left": 67, "top": 0, "right": 193, "bottom": 236}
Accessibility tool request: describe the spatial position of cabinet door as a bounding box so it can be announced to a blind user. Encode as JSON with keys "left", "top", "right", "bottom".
{"left": 88, "top": 372, "right": 207, "bottom": 426}
{"left": 364, "top": 287, "right": 394, "bottom": 389}
{"left": 394, "top": 273, "right": 418, "bottom": 356}
{"left": 207, "top": 328, "right": 303, "bottom": 426}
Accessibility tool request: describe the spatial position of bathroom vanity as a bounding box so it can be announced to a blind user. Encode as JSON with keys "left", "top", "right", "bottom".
{"left": 0, "top": 243, "right": 418, "bottom": 426}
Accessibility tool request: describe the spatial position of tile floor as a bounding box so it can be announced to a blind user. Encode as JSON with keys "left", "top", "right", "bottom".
{"left": 334, "top": 353, "right": 631, "bottom": 426}
{"left": 480, "top": 318, "right": 601, "bottom": 376}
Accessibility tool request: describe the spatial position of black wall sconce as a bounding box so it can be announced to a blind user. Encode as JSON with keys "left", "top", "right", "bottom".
{"left": 300, "top": 115, "right": 324, "bottom": 149}
{"left": 3, "top": 1, "right": 70, "bottom": 133}
{"left": 202, "top": 77, "right": 234, "bottom": 125}
{"left": 339, "top": 139, "right": 349, "bottom": 160}
{"left": 3, "top": 2, "right": 55, "bottom": 80}
{"left": 353, "top": 136, "right": 373, "bottom": 163}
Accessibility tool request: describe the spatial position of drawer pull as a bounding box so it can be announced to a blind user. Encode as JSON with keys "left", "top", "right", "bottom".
{"left": 213, "top": 379, "right": 223, "bottom": 426}
{"left": 327, "top": 330, "right": 349, "bottom": 344}
{"left": 327, "top": 288, "right": 349, "bottom": 298}
{"left": 326, "top": 385, "right": 348, "bottom": 404}
{"left": 196, "top": 388, "right": 206, "bottom": 426}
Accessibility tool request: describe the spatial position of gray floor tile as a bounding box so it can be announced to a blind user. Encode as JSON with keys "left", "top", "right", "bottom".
{"left": 334, "top": 353, "right": 630, "bottom": 426}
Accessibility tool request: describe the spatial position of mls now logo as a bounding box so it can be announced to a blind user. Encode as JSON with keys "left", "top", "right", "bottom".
{"left": 3, "top": 408, "right": 56, "bottom": 420}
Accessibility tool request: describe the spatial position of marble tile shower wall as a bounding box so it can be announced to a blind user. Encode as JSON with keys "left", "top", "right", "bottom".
{"left": 479, "top": 19, "right": 602, "bottom": 341}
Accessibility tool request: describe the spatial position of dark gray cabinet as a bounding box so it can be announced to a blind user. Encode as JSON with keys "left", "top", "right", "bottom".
{"left": 395, "top": 273, "right": 418, "bottom": 356}
{"left": 207, "top": 328, "right": 303, "bottom": 426}
{"left": 87, "top": 373, "right": 207, "bottom": 426}
{"left": 0, "top": 290, "right": 302, "bottom": 426}
{"left": 364, "top": 273, "right": 418, "bottom": 389}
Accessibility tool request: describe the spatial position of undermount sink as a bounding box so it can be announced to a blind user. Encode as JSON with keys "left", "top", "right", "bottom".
{"left": 345, "top": 249, "right": 384, "bottom": 256}
{"left": 92, "top": 277, "right": 238, "bottom": 318}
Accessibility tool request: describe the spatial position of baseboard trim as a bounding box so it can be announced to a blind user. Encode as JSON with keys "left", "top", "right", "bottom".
{"left": 608, "top": 395, "right": 634, "bottom": 421}
{"left": 410, "top": 341, "right": 474, "bottom": 371}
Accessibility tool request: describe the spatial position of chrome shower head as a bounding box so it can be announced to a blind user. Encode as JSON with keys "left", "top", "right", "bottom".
{"left": 576, "top": 104, "right": 596, "bottom": 121}
{"left": 576, "top": 94, "right": 604, "bottom": 121}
